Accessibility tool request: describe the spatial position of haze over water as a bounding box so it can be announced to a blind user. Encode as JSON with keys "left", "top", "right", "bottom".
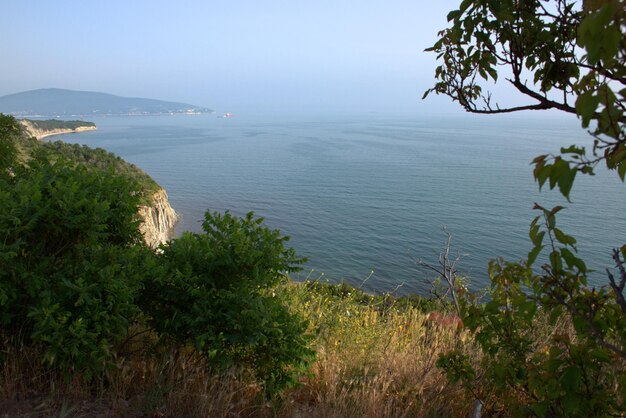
{"left": 59, "top": 112, "right": 625, "bottom": 295}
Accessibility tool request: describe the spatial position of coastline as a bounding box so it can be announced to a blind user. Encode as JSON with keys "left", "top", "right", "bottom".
{"left": 17, "top": 119, "right": 98, "bottom": 140}
{"left": 31, "top": 125, "right": 97, "bottom": 140}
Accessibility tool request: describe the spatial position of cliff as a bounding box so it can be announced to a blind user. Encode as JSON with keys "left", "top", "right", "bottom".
{"left": 138, "top": 189, "right": 179, "bottom": 247}
{"left": 19, "top": 119, "right": 97, "bottom": 140}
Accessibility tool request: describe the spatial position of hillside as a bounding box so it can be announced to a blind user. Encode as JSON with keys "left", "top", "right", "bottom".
{"left": 0, "top": 88, "right": 213, "bottom": 117}
{"left": 3, "top": 114, "right": 177, "bottom": 246}
{"left": 19, "top": 118, "right": 97, "bottom": 139}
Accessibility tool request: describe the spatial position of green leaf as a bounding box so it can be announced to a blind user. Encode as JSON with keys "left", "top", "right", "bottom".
{"left": 459, "top": 0, "right": 472, "bottom": 13}
{"left": 557, "top": 166, "right": 577, "bottom": 201}
{"left": 447, "top": 9, "right": 461, "bottom": 21}
{"left": 575, "top": 92, "right": 600, "bottom": 127}
{"left": 560, "top": 145, "right": 585, "bottom": 156}
{"left": 528, "top": 244, "right": 544, "bottom": 266}
{"left": 529, "top": 223, "right": 540, "bottom": 243}
{"left": 536, "top": 164, "right": 551, "bottom": 189}
{"left": 560, "top": 248, "right": 578, "bottom": 270}
{"left": 561, "top": 366, "right": 582, "bottom": 392}
{"left": 550, "top": 159, "right": 568, "bottom": 190}
{"left": 549, "top": 250, "right": 563, "bottom": 272}
{"left": 549, "top": 206, "right": 565, "bottom": 216}
{"left": 589, "top": 348, "right": 610, "bottom": 363}
{"left": 530, "top": 215, "right": 541, "bottom": 229}
{"left": 554, "top": 228, "right": 576, "bottom": 247}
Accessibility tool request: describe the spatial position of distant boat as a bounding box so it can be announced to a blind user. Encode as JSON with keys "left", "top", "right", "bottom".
{"left": 218, "top": 112, "right": 234, "bottom": 118}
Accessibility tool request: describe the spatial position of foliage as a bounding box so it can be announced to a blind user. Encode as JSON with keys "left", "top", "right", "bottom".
{"left": 302, "top": 279, "right": 438, "bottom": 313}
{"left": 275, "top": 280, "right": 477, "bottom": 416}
{"left": 41, "top": 141, "right": 160, "bottom": 201}
{"left": 1, "top": 280, "right": 480, "bottom": 417}
{"left": 23, "top": 119, "right": 96, "bottom": 131}
{"left": 0, "top": 114, "right": 21, "bottom": 174}
{"left": 140, "top": 211, "right": 313, "bottom": 394}
{"left": 2, "top": 113, "right": 160, "bottom": 202}
{"left": 424, "top": 0, "right": 626, "bottom": 198}
{"left": 426, "top": 0, "right": 626, "bottom": 415}
{"left": 0, "top": 156, "right": 149, "bottom": 378}
{"left": 1, "top": 114, "right": 314, "bottom": 394}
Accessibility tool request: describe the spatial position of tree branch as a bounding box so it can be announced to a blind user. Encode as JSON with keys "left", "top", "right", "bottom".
{"left": 509, "top": 78, "right": 577, "bottom": 115}
{"left": 607, "top": 248, "right": 626, "bottom": 314}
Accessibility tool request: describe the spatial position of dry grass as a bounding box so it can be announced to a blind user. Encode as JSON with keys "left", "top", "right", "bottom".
{"left": 0, "top": 342, "right": 266, "bottom": 417}
{"left": 276, "top": 282, "right": 477, "bottom": 418}
{"left": 0, "top": 281, "right": 479, "bottom": 417}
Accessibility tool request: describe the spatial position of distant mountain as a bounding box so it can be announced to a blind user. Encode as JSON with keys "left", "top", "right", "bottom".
{"left": 0, "top": 88, "right": 213, "bottom": 117}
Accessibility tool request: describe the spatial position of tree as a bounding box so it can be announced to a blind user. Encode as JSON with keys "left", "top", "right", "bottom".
{"left": 140, "top": 211, "right": 314, "bottom": 394}
{"left": 424, "top": 0, "right": 626, "bottom": 195}
{"left": 425, "top": 1, "right": 625, "bottom": 415}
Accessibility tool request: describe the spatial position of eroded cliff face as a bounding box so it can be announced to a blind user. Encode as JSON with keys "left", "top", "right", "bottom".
{"left": 138, "top": 189, "right": 179, "bottom": 248}
{"left": 19, "top": 120, "right": 97, "bottom": 139}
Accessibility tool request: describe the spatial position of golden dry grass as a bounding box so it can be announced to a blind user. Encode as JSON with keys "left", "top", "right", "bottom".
{"left": 276, "top": 282, "right": 477, "bottom": 418}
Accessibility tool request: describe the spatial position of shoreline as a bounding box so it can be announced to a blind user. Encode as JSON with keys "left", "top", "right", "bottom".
{"left": 35, "top": 126, "right": 97, "bottom": 140}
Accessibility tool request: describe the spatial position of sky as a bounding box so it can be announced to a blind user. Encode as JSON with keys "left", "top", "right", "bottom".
{"left": 2, "top": 0, "right": 498, "bottom": 114}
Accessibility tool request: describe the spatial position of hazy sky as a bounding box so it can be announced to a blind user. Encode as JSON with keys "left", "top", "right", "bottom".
{"left": 2, "top": 1, "right": 475, "bottom": 114}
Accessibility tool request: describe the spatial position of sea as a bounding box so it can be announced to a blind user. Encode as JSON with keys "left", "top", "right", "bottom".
{"left": 56, "top": 112, "right": 625, "bottom": 295}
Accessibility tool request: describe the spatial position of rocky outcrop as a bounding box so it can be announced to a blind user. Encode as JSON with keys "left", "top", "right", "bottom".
{"left": 19, "top": 120, "right": 97, "bottom": 140}
{"left": 138, "top": 189, "right": 179, "bottom": 247}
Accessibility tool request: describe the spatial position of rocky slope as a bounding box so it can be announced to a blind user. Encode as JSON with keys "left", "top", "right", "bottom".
{"left": 138, "top": 189, "right": 179, "bottom": 247}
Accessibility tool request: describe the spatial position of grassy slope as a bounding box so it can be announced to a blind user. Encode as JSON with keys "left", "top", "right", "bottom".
{"left": 0, "top": 279, "right": 479, "bottom": 417}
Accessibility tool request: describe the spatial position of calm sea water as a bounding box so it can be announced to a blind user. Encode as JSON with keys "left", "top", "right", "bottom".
{"left": 58, "top": 113, "right": 625, "bottom": 295}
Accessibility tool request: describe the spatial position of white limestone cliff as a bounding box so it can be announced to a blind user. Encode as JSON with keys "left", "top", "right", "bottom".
{"left": 138, "top": 189, "right": 179, "bottom": 247}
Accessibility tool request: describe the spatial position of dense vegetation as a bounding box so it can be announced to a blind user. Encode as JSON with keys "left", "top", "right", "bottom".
{"left": 0, "top": 114, "right": 314, "bottom": 404}
{"left": 426, "top": 0, "right": 625, "bottom": 415}
{"left": 23, "top": 118, "right": 95, "bottom": 130}
{"left": 42, "top": 141, "right": 160, "bottom": 200}
{"left": 9, "top": 116, "right": 160, "bottom": 202}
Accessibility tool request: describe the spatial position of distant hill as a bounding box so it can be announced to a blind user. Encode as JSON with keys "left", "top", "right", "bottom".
{"left": 0, "top": 88, "right": 213, "bottom": 117}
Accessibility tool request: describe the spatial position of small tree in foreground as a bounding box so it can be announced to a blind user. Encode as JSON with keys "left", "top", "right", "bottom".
{"left": 425, "top": 0, "right": 625, "bottom": 415}
{"left": 141, "top": 211, "right": 314, "bottom": 395}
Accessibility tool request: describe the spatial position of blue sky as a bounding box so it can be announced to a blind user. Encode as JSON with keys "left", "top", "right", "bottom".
{"left": 2, "top": 0, "right": 471, "bottom": 114}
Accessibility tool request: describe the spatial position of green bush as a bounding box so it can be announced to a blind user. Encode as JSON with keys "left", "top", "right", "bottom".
{"left": 0, "top": 114, "right": 20, "bottom": 174}
{"left": 0, "top": 156, "right": 150, "bottom": 377}
{"left": 141, "top": 211, "right": 314, "bottom": 394}
{"left": 1, "top": 114, "right": 314, "bottom": 393}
